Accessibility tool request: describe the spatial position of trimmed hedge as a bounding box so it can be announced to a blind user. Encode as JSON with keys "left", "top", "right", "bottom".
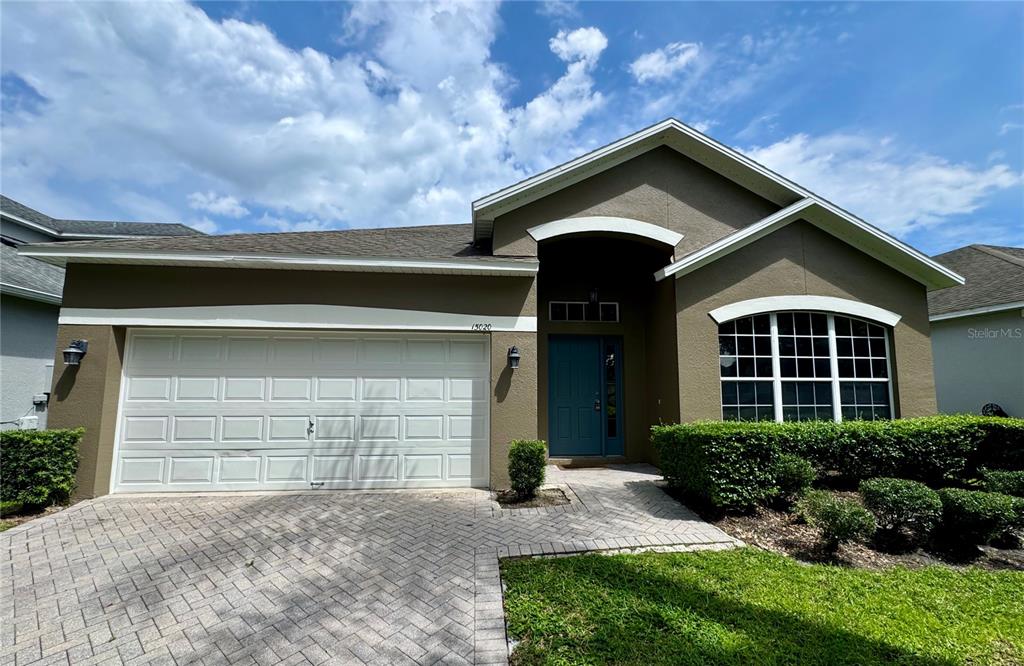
{"left": 981, "top": 468, "right": 1024, "bottom": 498}
{"left": 859, "top": 477, "right": 942, "bottom": 544}
{"left": 0, "top": 428, "right": 83, "bottom": 507}
{"left": 937, "top": 488, "right": 1024, "bottom": 544}
{"left": 774, "top": 454, "right": 816, "bottom": 503}
{"left": 797, "top": 491, "right": 876, "bottom": 550}
{"left": 508, "top": 440, "right": 547, "bottom": 498}
{"left": 652, "top": 421, "right": 780, "bottom": 511}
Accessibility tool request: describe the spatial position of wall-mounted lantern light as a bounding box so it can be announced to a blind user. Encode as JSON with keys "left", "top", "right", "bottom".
{"left": 62, "top": 339, "right": 88, "bottom": 366}
{"left": 589, "top": 287, "right": 599, "bottom": 306}
{"left": 507, "top": 346, "right": 521, "bottom": 370}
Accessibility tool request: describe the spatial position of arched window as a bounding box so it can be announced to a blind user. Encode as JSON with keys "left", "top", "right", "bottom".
{"left": 719, "top": 312, "right": 893, "bottom": 422}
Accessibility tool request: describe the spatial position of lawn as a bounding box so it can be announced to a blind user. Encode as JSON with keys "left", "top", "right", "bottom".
{"left": 501, "top": 548, "right": 1024, "bottom": 665}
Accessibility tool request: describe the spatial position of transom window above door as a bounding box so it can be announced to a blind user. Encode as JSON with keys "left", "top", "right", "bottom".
{"left": 719, "top": 312, "right": 893, "bottom": 422}
{"left": 549, "top": 301, "right": 620, "bottom": 322}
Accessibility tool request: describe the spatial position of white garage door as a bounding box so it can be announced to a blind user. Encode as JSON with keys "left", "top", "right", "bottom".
{"left": 112, "top": 329, "right": 490, "bottom": 492}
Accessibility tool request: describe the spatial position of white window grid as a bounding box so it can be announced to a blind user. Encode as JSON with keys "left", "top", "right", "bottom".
{"left": 548, "top": 301, "right": 620, "bottom": 323}
{"left": 719, "top": 311, "right": 894, "bottom": 422}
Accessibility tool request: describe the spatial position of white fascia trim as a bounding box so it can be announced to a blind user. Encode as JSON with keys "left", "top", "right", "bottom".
{"left": 929, "top": 301, "right": 1024, "bottom": 322}
{"left": 654, "top": 199, "right": 815, "bottom": 281}
{"left": 653, "top": 197, "right": 965, "bottom": 289}
{"left": 20, "top": 248, "right": 540, "bottom": 275}
{"left": 472, "top": 119, "right": 810, "bottom": 218}
{"left": 709, "top": 296, "right": 902, "bottom": 327}
{"left": 58, "top": 304, "right": 537, "bottom": 332}
{"left": 809, "top": 197, "right": 964, "bottom": 288}
{"left": 527, "top": 216, "right": 683, "bottom": 246}
{"left": 1, "top": 211, "right": 61, "bottom": 237}
{"left": 0, "top": 282, "right": 62, "bottom": 305}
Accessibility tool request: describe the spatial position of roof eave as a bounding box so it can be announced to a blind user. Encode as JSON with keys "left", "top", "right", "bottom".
{"left": 655, "top": 198, "right": 965, "bottom": 291}
{"left": 0, "top": 282, "right": 63, "bottom": 305}
{"left": 18, "top": 247, "right": 539, "bottom": 277}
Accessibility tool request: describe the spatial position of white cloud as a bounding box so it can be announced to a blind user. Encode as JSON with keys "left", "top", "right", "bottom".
{"left": 629, "top": 42, "right": 700, "bottom": 83}
{"left": 999, "top": 122, "right": 1023, "bottom": 136}
{"left": 0, "top": 2, "right": 610, "bottom": 231}
{"left": 536, "top": 1, "right": 579, "bottom": 20}
{"left": 549, "top": 27, "right": 608, "bottom": 64}
{"left": 187, "top": 191, "right": 250, "bottom": 218}
{"left": 744, "top": 133, "right": 1021, "bottom": 235}
{"left": 256, "top": 213, "right": 335, "bottom": 233}
{"left": 188, "top": 217, "right": 220, "bottom": 234}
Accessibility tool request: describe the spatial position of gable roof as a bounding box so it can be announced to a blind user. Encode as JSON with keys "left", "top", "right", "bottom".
{"left": 20, "top": 223, "right": 538, "bottom": 277}
{"left": 473, "top": 118, "right": 963, "bottom": 291}
{"left": 655, "top": 198, "right": 964, "bottom": 290}
{"left": 472, "top": 118, "right": 809, "bottom": 243}
{"left": 1, "top": 195, "right": 205, "bottom": 239}
{"left": 928, "top": 244, "right": 1024, "bottom": 320}
{"left": 0, "top": 243, "right": 64, "bottom": 304}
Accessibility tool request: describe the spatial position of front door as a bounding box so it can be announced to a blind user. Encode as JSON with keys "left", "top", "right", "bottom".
{"left": 548, "top": 336, "right": 624, "bottom": 456}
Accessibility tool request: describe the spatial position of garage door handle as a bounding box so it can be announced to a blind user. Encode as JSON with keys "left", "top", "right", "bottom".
{"left": 307, "top": 418, "right": 315, "bottom": 436}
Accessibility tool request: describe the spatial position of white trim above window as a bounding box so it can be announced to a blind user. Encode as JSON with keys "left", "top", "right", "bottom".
{"left": 527, "top": 217, "right": 682, "bottom": 247}
{"left": 709, "top": 296, "right": 902, "bottom": 328}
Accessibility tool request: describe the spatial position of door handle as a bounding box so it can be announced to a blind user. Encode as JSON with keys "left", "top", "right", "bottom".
{"left": 594, "top": 399, "right": 601, "bottom": 412}
{"left": 307, "top": 418, "right": 315, "bottom": 436}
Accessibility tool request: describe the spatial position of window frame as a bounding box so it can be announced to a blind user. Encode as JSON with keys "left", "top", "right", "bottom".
{"left": 548, "top": 300, "right": 620, "bottom": 323}
{"left": 719, "top": 311, "right": 894, "bottom": 423}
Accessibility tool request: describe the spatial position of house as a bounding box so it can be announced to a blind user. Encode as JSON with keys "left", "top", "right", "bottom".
{"left": 1, "top": 196, "right": 203, "bottom": 430}
{"left": 928, "top": 244, "right": 1024, "bottom": 416}
{"left": 19, "top": 119, "right": 964, "bottom": 497}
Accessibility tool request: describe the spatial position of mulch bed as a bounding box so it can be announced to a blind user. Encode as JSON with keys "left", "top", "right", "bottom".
{"left": 496, "top": 488, "right": 570, "bottom": 509}
{"left": 0, "top": 504, "right": 67, "bottom": 531}
{"left": 666, "top": 487, "right": 1024, "bottom": 572}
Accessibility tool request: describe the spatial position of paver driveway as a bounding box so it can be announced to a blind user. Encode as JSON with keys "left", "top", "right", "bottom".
{"left": 1, "top": 465, "right": 737, "bottom": 665}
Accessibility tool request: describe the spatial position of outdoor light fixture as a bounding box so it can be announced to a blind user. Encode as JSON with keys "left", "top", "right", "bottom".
{"left": 507, "top": 346, "right": 521, "bottom": 370}
{"left": 62, "top": 339, "right": 88, "bottom": 366}
{"left": 589, "top": 287, "right": 599, "bottom": 306}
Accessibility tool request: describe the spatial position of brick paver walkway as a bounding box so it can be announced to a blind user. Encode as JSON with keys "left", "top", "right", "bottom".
{"left": 1, "top": 465, "right": 738, "bottom": 665}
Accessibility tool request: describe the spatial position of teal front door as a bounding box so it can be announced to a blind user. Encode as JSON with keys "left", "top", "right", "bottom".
{"left": 548, "top": 336, "right": 624, "bottom": 456}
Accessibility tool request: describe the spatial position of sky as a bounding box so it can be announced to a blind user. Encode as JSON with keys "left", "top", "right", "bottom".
{"left": 1, "top": 1, "right": 1021, "bottom": 255}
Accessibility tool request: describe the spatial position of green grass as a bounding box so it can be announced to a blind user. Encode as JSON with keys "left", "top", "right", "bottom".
{"left": 501, "top": 548, "right": 1024, "bottom": 665}
{"left": 0, "top": 520, "right": 15, "bottom": 532}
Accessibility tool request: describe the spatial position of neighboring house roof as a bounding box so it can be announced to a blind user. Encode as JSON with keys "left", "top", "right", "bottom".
{"left": 1, "top": 195, "right": 204, "bottom": 239}
{"left": 928, "top": 244, "right": 1024, "bottom": 320}
{"left": 0, "top": 243, "right": 64, "bottom": 304}
{"left": 21, "top": 224, "right": 539, "bottom": 277}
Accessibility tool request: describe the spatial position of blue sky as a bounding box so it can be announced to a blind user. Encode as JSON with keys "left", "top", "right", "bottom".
{"left": 1, "top": 1, "right": 1021, "bottom": 254}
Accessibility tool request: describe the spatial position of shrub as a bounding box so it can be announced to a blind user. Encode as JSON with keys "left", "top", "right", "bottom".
{"left": 0, "top": 500, "right": 24, "bottom": 518}
{"left": 652, "top": 422, "right": 781, "bottom": 511}
{"left": 937, "top": 488, "right": 1024, "bottom": 544}
{"left": 859, "top": 477, "right": 942, "bottom": 544}
{"left": 0, "top": 428, "right": 83, "bottom": 506}
{"left": 980, "top": 468, "right": 1024, "bottom": 498}
{"left": 795, "top": 489, "right": 833, "bottom": 523}
{"left": 800, "top": 493, "right": 876, "bottom": 551}
{"left": 508, "top": 440, "right": 547, "bottom": 498}
{"left": 774, "top": 454, "right": 816, "bottom": 503}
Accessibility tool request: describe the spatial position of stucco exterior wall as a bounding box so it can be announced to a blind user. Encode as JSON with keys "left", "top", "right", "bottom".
{"left": 47, "top": 324, "right": 126, "bottom": 498}
{"left": 489, "top": 331, "right": 539, "bottom": 488}
{"left": 676, "top": 221, "right": 937, "bottom": 421}
{"left": 0, "top": 296, "right": 59, "bottom": 430}
{"left": 931, "top": 309, "right": 1024, "bottom": 416}
{"left": 491, "top": 146, "right": 780, "bottom": 257}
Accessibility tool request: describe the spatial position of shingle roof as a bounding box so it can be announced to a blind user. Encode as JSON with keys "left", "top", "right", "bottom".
{"left": 25, "top": 223, "right": 527, "bottom": 262}
{"left": 0, "top": 243, "right": 65, "bottom": 300}
{"left": 928, "top": 244, "right": 1024, "bottom": 317}
{"left": 1, "top": 195, "right": 204, "bottom": 238}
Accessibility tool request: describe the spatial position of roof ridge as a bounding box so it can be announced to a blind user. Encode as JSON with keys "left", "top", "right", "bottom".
{"left": 973, "top": 244, "right": 1024, "bottom": 269}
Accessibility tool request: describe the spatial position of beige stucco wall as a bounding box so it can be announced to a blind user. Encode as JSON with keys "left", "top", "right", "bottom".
{"left": 53, "top": 265, "right": 538, "bottom": 495}
{"left": 489, "top": 331, "right": 539, "bottom": 488}
{"left": 676, "top": 221, "right": 937, "bottom": 421}
{"left": 932, "top": 309, "right": 1024, "bottom": 416}
{"left": 47, "top": 324, "right": 125, "bottom": 499}
{"left": 491, "top": 146, "right": 780, "bottom": 257}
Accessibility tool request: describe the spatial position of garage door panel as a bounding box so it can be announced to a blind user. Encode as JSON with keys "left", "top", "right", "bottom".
{"left": 114, "top": 330, "right": 489, "bottom": 492}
